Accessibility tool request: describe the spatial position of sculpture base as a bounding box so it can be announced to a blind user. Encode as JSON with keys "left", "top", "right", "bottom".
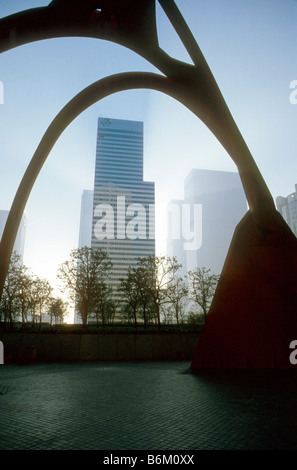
{"left": 191, "top": 210, "right": 297, "bottom": 369}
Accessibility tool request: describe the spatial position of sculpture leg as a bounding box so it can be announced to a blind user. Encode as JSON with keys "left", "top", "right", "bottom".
{"left": 191, "top": 208, "right": 297, "bottom": 369}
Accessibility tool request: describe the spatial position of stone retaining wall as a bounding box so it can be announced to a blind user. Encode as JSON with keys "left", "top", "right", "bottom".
{"left": 0, "top": 332, "right": 200, "bottom": 363}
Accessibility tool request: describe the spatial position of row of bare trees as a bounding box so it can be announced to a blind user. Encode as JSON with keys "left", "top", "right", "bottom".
{"left": 0, "top": 247, "right": 220, "bottom": 328}
{"left": 57, "top": 247, "right": 219, "bottom": 328}
{"left": 0, "top": 252, "right": 67, "bottom": 326}
{"left": 119, "top": 255, "right": 219, "bottom": 327}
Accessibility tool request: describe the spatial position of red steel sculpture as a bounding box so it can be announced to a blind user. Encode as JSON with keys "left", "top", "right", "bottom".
{"left": 0, "top": 0, "right": 296, "bottom": 367}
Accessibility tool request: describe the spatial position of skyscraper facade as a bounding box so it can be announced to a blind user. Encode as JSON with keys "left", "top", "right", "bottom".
{"left": 167, "top": 169, "right": 247, "bottom": 277}
{"left": 91, "top": 117, "right": 155, "bottom": 302}
{"left": 276, "top": 184, "right": 297, "bottom": 237}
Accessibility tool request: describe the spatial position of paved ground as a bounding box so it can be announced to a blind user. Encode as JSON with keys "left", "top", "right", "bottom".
{"left": 0, "top": 361, "right": 297, "bottom": 451}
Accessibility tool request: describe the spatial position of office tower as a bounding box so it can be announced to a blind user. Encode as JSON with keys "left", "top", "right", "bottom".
{"left": 167, "top": 199, "right": 188, "bottom": 278}
{"left": 0, "top": 210, "right": 27, "bottom": 261}
{"left": 167, "top": 169, "right": 247, "bottom": 276}
{"left": 276, "top": 184, "right": 297, "bottom": 237}
{"left": 91, "top": 117, "right": 155, "bottom": 305}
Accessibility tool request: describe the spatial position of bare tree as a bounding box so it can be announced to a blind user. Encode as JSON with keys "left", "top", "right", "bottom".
{"left": 48, "top": 297, "right": 68, "bottom": 325}
{"left": 136, "top": 256, "right": 182, "bottom": 327}
{"left": 0, "top": 252, "right": 25, "bottom": 325}
{"left": 133, "top": 263, "right": 155, "bottom": 328}
{"left": 0, "top": 252, "right": 54, "bottom": 326}
{"left": 119, "top": 267, "right": 141, "bottom": 327}
{"left": 57, "top": 246, "right": 112, "bottom": 327}
{"left": 18, "top": 270, "right": 34, "bottom": 325}
{"left": 92, "top": 283, "right": 115, "bottom": 327}
{"left": 187, "top": 267, "right": 219, "bottom": 321}
{"left": 166, "top": 274, "right": 189, "bottom": 325}
{"left": 35, "top": 277, "right": 52, "bottom": 324}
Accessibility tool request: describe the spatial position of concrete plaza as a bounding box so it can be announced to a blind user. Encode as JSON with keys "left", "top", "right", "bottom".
{"left": 0, "top": 361, "right": 297, "bottom": 451}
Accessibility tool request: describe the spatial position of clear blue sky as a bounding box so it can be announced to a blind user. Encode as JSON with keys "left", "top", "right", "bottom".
{"left": 0, "top": 0, "right": 296, "bottom": 301}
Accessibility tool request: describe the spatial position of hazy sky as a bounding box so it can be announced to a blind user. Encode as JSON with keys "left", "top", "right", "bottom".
{"left": 0, "top": 0, "right": 296, "bottom": 302}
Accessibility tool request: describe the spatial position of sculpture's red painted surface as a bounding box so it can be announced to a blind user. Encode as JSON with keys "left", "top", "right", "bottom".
{"left": 191, "top": 210, "right": 297, "bottom": 369}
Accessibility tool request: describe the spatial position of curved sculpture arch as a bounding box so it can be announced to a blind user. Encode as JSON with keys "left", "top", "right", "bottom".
{"left": 0, "top": 1, "right": 296, "bottom": 368}
{"left": 0, "top": 71, "right": 196, "bottom": 294}
{"left": 0, "top": 1, "right": 276, "bottom": 216}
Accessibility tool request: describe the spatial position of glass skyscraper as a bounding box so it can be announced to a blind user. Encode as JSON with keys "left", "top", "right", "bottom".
{"left": 91, "top": 117, "right": 155, "bottom": 302}
{"left": 167, "top": 169, "right": 247, "bottom": 277}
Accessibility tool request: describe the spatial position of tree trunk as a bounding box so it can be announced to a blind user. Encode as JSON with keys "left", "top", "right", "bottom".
{"left": 156, "top": 303, "right": 161, "bottom": 328}
{"left": 21, "top": 302, "right": 26, "bottom": 326}
{"left": 133, "top": 306, "right": 137, "bottom": 327}
{"left": 82, "top": 302, "right": 88, "bottom": 327}
{"left": 176, "top": 304, "right": 179, "bottom": 326}
{"left": 8, "top": 302, "right": 13, "bottom": 328}
{"left": 143, "top": 304, "right": 147, "bottom": 329}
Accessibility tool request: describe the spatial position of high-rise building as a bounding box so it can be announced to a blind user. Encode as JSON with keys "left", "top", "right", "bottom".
{"left": 167, "top": 169, "right": 247, "bottom": 277}
{"left": 78, "top": 117, "right": 155, "bottom": 320}
{"left": 0, "top": 210, "right": 27, "bottom": 261}
{"left": 276, "top": 184, "right": 297, "bottom": 237}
